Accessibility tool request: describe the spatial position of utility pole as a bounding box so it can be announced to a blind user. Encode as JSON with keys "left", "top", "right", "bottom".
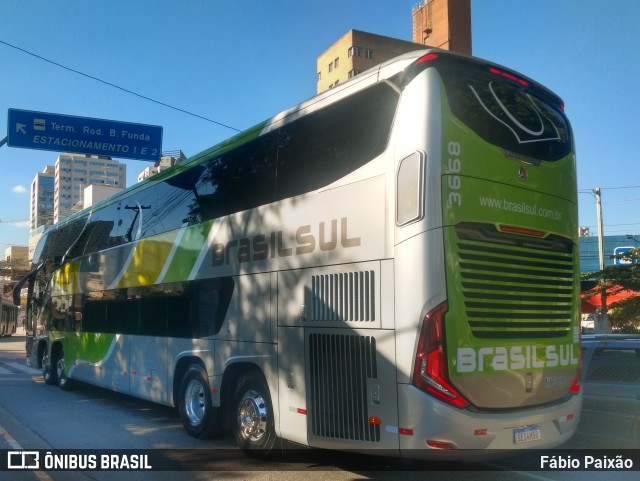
{"left": 593, "top": 187, "right": 610, "bottom": 333}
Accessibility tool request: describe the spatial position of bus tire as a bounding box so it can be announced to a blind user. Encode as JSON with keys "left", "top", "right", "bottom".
{"left": 55, "top": 346, "right": 73, "bottom": 391}
{"left": 178, "top": 364, "right": 220, "bottom": 439}
{"left": 42, "top": 348, "right": 57, "bottom": 386}
{"left": 232, "top": 371, "right": 277, "bottom": 458}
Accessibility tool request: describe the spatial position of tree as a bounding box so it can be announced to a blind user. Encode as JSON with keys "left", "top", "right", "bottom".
{"left": 582, "top": 247, "right": 640, "bottom": 332}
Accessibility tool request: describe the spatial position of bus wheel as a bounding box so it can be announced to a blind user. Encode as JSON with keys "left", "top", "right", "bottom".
{"left": 42, "top": 349, "right": 57, "bottom": 385}
{"left": 55, "top": 347, "right": 73, "bottom": 391}
{"left": 232, "top": 371, "right": 277, "bottom": 458}
{"left": 178, "top": 365, "right": 220, "bottom": 439}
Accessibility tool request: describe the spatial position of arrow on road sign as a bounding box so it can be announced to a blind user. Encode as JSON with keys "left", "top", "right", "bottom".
{"left": 15, "top": 123, "right": 26, "bottom": 134}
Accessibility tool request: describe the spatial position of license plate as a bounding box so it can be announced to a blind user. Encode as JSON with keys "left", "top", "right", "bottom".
{"left": 513, "top": 425, "right": 541, "bottom": 444}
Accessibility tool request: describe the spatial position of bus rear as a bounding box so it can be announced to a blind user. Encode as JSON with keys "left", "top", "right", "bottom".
{"left": 398, "top": 52, "right": 580, "bottom": 454}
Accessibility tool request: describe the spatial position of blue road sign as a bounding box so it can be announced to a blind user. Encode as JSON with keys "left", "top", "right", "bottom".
{"left": 614, "top": 246, "right": 636, "bottom": 265}
{"left": 7, "top": 109, "right": 163, "bottom": 161}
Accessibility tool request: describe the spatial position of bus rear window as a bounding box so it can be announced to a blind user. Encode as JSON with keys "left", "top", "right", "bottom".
{"left": 439, "top": 64, "right": 571, "bottom": 162}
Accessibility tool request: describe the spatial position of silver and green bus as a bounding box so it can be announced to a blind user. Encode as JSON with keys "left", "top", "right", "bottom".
{"left": 16, "top": 49, "right": 581, "bottom": 459}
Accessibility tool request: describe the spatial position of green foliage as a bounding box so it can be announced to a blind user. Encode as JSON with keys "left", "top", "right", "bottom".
{"left": 582, "top": 247, "right": 640, "bottom": 332}
{"left": 608, "top": 296, "right": 640, "bottom": 333}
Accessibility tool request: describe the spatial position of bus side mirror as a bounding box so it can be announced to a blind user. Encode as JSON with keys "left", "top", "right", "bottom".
{"left": 13, "top": 288, "right": 21, "bottom": 306}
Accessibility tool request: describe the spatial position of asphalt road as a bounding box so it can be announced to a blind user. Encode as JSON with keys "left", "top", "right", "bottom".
{"left": 0, "top": 329, "right": 637, "bottom": 481}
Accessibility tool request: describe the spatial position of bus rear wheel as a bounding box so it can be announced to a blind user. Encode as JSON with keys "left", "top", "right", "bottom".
{"left": 178, "top": 364, "right": 220, "bottom": 439}
{"left": 232, "top": 371, "right": 277, "bottom": 458}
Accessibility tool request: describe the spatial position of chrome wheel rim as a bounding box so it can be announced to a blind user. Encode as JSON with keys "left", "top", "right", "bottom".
{"left": 237, "top": 389, "right": 268, "bottom": 441}
{"left": 56, "top": 355, "right": 65, "bottom": 380}
{"left": 184, "top": 379, "right": 206, "bottom": 426}
{"left": 42, "top": 354, "right": 50, "bottom": 380}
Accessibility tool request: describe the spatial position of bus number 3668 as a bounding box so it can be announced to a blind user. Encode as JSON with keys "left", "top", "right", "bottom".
{"left": 447, "top": 140, "right": 462, "bottom": 207}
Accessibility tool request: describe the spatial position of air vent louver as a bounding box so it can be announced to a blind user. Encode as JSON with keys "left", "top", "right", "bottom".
{"left": 455, "top": 224, "right": 575, "bottom": 339}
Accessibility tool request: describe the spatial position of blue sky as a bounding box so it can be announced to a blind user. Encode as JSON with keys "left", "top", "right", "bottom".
{"left": 1, "top": 0, "right": 639, "bottom": 249}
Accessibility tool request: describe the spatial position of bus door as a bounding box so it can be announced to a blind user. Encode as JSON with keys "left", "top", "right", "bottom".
{"left": 277, "top": 322, "right": 308, "bottom": 445}
{"left": 128, "top": 292, "right": 172, "bottom": 404}
{"left": 105, "top": 333, "right": 131, "bottom": 394}
{"left": 130, "top": 334, "right": 168, "bottom": 404}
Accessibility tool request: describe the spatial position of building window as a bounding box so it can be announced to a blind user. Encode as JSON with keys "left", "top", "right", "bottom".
{"left": 349, "top": 46, "right": 362, "bottom": 57}
{"left": 366, "top": 49, "right": 374, "bottom": 59}
{"left": 348, "top": 70, "right": 362, "bottom": 79}
{"left": 334, "top": 57, "right": 339, "bottom": 68}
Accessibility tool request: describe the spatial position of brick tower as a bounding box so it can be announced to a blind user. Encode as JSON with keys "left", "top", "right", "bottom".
{"left": 412, "top": 0, "right": 472, "bottom": 54}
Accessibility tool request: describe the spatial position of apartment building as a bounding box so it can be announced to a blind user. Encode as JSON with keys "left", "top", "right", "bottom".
{"left": 30, "top": 165, "right": 55, "bottom": 230}
{"left": 317, "top": 30, "right": 422, "bottom": 93}
{"left": 53, "top": 153, "right": 126, "bottom": 223}
{"left": 317, "top": 0, "right": 472, "bottom": 94}
{"left": 137, "top": 150, "right": 186, "bottom": 182}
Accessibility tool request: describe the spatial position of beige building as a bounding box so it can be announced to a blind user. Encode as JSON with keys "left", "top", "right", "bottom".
{"left": 137, "top": 150, "right": 186, "bottom": 183}
{"left": 317, "top": 0, "right": 472, "bottom": 94}
{"left": 4, "top": 246, "right": 29, "bottom": 270}
{"left": 70, "top": 184, "right": 124, "bottom": 214}
{"left": 316, "top": 30, "right": 422, "bottom": 94}
{"left": 54, "top": 153, "right": 126, "bottom": 223}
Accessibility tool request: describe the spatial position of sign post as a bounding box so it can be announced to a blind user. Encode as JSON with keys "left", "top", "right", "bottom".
{"left": 6, "top": 109, "right": 163, "bottom": 161}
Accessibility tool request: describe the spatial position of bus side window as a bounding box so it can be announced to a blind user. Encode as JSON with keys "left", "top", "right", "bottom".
{"left": 276, "top": 82, "right": 399, "bottom": 201}
{"left": 396, "top": 151, "right": 424, "bottom": 226}
{"left": 194, "top": 277, "right": 235, "bottom": 337}
{"left": 155, "top": 168, "right": 201, "bottom": 230}
{"left": 195, "top": 135, "right": 277, "bottom": 221}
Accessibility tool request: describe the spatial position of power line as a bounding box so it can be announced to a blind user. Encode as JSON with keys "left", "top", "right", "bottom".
{"left": 579, "top": 187, "right": 640, "bottom": 206}
{"left": 0, "top": 39, "right": 241, "bottom": 133}
{"left": 600, "top": 185, "right": 640, "bottom": 190}
{"left": 603, "top": 198, "right": 640, "bottom": 204}
{"left": 579, "top": 185, "right": 640, "bottom": 192}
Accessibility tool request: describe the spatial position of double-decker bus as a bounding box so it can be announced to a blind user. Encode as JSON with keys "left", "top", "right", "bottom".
{"left": 15, "top": 48, "right": 581, "bottom": 459}
{"left": 1, "top": 297, "right": 19, "bottom": 337}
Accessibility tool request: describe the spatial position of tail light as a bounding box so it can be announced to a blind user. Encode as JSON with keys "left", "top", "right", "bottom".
{"left": 412, "top": 302, "right": 470, "bottom": 409}
{"left": 489, "top": 66, "right": 529, "bottom": 87}
{"left": 569, "top": 347, "right": 581, "bottom": 395}
{"left": 416, "top": 53, "right": 439, "bottom": 64}
{"left": 569, "top": 375, "right": 581, "bottom": 395}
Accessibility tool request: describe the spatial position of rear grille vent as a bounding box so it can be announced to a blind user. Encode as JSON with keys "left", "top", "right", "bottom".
{"left": 455, "top": 223, "right": 575, "bottom": 339}
{"left": 310, "top": 271, "right": 375, "bottom": 322}
{"left": 309, "top": 333, "right": 380, "bottom": 442}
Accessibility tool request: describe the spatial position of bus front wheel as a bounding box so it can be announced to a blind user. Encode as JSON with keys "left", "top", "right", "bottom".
{"left": 55, "top": 346, "right": 73, "bottom": 391}
{"left": 232, "top": 371, "right": 277, "bottom": 458}
{"left": 42, "top": 348, "right": 57, "bottom": 386}
{"left": 178, "top": 364, "right": 220, "bottom": 439}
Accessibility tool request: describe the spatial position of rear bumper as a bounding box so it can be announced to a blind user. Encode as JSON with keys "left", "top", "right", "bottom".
{"left": 397, "top": 384, "right": 582, "bottom": 459}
